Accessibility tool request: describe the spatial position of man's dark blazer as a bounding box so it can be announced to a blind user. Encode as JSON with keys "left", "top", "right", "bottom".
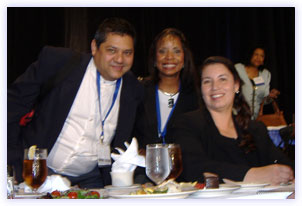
{"left": 7, "top": 46, "right": 144, "bottom": 183}
{"left": 134, "top": 79, "right": 200, "bottom": 149}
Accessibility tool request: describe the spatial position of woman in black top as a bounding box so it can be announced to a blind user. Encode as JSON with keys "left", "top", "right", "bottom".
{"left": 173, "top": 56, "right": 294, "bottom": 185}
{"left": 134, "top": 28, "right": 200, "bottom": 149}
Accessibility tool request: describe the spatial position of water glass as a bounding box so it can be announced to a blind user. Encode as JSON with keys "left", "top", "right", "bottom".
{"left": 145, "top": 144, "right": 170, "bottom": 185}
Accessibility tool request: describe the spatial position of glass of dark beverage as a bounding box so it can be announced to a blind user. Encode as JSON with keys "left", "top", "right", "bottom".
{"left": 22, "top": 148, "right": 48, "bottom": 193}
{"left": 166, "top": 144, "right": 183, "bottom": 180}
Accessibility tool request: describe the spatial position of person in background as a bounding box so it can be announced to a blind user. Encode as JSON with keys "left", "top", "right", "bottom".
{"left": 173, "top": 56, "right": 294, "bottom": 185}
{"left": 7, "top": 17, "right": 144, "bottom": 188}
{"left": 134, "top": 28, "right": 201, "bottom": 149}
{"left": 235, "top": 46, "right": 280, "bottom": 120}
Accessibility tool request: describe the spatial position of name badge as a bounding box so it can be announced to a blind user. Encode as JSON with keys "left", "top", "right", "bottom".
{"left": 253, "top": 76, "right": 265, "bottom": 86}
{"left": 98, "top": 142, "right": 112, "bottom": 167}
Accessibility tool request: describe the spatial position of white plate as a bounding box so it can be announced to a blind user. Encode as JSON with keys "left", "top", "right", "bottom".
{"left": 233, "top": 182, "right": 270, "bottom": 192}
{"left": 238, "top": 183, "right": 270, "bottom": 188}
{"left": 189, "top": 184, "right": 240, "bottom": 198}
{"left": 110, "top": 190, "right": 198, "bottom": 199}
{"left": 14, "top": 192, "right": 46, "bottom": 199}
{"left": 223, "top": 179, "right": 270, "bottom": 191}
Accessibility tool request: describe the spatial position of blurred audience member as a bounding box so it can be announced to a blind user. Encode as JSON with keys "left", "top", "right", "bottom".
{"left": 235, "top": 46, "right": 280, "bottom": 119}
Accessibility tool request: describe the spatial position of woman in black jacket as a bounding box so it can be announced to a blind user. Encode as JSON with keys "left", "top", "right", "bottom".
{"left": 173, "top": 56, "right": 294, "bottom": 185}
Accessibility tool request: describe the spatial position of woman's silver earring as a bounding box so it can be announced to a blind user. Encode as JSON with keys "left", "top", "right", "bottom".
{"left": 235, "top": 90, "right": 240, "bottom": 94}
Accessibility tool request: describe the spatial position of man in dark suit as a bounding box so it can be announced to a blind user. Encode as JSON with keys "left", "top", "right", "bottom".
{"left": 7, "top": 17, "right": 144, "bottom": 188}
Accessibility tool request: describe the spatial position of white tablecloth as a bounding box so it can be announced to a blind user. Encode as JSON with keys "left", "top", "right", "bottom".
{"left": 188, "top": 183, "right": 295, "bottom": 199}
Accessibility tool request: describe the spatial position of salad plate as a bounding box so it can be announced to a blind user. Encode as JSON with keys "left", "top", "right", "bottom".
{"left": 109, "top": 189, "right": 198, "bottom": 199}
{"left": 105, "top": 184, "right": 141, "bottom": 190}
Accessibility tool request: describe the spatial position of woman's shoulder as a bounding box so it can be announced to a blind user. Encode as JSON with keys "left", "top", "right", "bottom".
{"left": 234, "top": 63, "right": 245, "bottom": 70}
{"left": 234, "top": 63, "right": 247, "bottom": 75}
{"left": 258, "top": 68, "right": 271, "bottom": 83}
{"left": 260, "top": 68, "right": 271, "bottom": 76}
{"left": 249, "top": 119, "right": 266, "bottom": 128}
{"left": 247, "top": 120, "right": 268, "bottom": 137}
{"left": 175, "top": 108, "right": 207, "bottom": 127}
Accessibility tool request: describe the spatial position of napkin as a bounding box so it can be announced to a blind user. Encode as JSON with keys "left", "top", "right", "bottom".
{"left": 20, "top": 175, "right": 71, "bottom": 193}
{"left": 111, "top": 137, "right": 145, "bottom": 172}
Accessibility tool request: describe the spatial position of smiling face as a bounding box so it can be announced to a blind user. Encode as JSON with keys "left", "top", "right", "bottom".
{"left": 155, "top": 34, "right": 184, "bottom": 79}
{"left": 250, "top": 48, "right": 265, "bottom": 68}
{"left": 91, "top": 33, "right": 134, "bottom": 81}
{"left": 201, "top": 63, "right": 239, "bottom": 113}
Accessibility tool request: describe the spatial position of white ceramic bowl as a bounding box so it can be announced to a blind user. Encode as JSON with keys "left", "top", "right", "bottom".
{"left": 110, "top": 171, "right": 134, "bottom": 187}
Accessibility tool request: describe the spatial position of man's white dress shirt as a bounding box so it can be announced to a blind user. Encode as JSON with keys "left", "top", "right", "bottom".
{"left": 47, "top": 58, "right": 122, "bottom": 176}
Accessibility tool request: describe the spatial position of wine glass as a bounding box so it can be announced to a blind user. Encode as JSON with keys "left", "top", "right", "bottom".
{"left": 145, "top": 144, "right": 171, "bottom": 185}
{"left": 22, "top": 148, "right": 48, "bottom": 193}
{"left": 166, "top": 144, "right": 183, "bottom": 180}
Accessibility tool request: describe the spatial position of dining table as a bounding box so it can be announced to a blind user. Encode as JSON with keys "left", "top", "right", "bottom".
{"left": 12, "top": 180, "right": 294, "bottom": 200}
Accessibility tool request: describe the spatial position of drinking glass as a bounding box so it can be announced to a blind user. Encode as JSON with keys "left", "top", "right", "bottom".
{"left": 166, "top": 144, "right": 183, "bottom": 180}
{"left": 7, "top": 165, "right": 15, "bottom": 199}
{"left": 145, "top": 144, "right": 171, "bottom": 185}
{"left": 22, "top": 148, "right": 48, "bottom": 193}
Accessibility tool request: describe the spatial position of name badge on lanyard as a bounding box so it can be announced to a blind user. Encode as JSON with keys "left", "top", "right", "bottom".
{"left": 96, "top": 71, "right": 121, "bottom": 167}
{"left": 253, "top": 76, "right": 265, "bottom": 86}
{"left": 98, "top": 143, "right": 112, "bottom": 167}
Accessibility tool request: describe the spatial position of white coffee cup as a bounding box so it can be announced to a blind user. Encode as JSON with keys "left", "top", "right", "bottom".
{"left": 110, "top": 171, "right": 134, "bottom": 187}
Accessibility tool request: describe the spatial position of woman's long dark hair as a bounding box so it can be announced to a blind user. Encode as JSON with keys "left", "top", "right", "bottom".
{"left": 146, "top": 28, "right": 200, "bottom": 93}
{"left": 200, "top": 56, "right": 256, "bottom": 153}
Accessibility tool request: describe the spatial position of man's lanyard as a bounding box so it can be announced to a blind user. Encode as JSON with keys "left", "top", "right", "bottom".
{"left": 96, "top": 71, "right": 121, "bottom": 142}
{"left": 155, "top": 84, "right": 180, "bottom": 144}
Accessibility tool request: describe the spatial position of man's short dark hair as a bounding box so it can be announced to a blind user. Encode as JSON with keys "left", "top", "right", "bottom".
{"left": 94, "top": 17, "right": 136, "bottom": 48}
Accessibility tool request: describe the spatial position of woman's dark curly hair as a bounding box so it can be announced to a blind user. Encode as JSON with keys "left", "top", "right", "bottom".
{"left": 200, "top": 56, "right": 256, "bottom": 153}
{"left": 146, "top": 28, "right": 200, "bottom": 93}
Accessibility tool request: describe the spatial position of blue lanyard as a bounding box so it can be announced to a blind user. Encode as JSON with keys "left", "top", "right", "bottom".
{"left": 155, "top": 84, "right": 180, "bottom": 144}
{"left": 97, "top": 71, "right": 121, "bottom": 139}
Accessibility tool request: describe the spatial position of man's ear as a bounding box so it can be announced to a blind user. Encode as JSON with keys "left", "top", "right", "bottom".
{"left": 91, "top": 39, "right": 97, "bottom": 56}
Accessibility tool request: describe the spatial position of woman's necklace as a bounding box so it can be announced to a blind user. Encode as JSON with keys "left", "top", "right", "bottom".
{"left": 161, "top": 91, "right": 179, "bottom": 108}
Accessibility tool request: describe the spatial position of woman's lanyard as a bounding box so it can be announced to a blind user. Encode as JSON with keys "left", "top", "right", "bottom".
{"left": 155, "top": 83, "right": 180, "bottom": 144}
{"left": 97, "top": 71, "right": 121, "bottom": 142}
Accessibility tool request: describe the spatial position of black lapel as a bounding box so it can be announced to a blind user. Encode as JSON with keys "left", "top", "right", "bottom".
{"left": 111, "top": 72, "right": 140, "bottom": 148}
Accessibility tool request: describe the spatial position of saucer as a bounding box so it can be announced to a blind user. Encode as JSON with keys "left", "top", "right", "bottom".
{"left": 105, "top": 184, "right": 141, "bottom": 195}
{"left": 105, "top": 184, "right": 141, "bottom": 190}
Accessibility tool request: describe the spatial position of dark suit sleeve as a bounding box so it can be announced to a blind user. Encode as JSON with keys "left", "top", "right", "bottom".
{"left": 7, "top": 46, "right": 74, "bottom": 181}
{"left": 172, "top": 111, "right": 250, "bottom": 182}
